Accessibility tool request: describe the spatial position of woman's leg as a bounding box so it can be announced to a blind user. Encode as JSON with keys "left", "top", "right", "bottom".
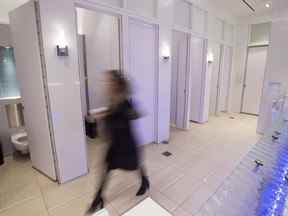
{"left": 88, "top": 167, "right": 110, "bottom": 213}
{"left": 136, "top": 167, "right": 150, "bottom": 196}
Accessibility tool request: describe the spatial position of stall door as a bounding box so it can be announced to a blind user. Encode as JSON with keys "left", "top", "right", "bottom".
{"left": 189, "top": 37, "right": 207, "bottom": 123}
{"left": 10, "top": 1, "right": 57, "bottom": 180}
{"left": 242, "top": 46, "right": 268, "bottom": 115}
{"left": 170, "top": 31, "right": 190, "bottom": 129}
{"left": 208, "top": 43, "right": 222, "bottom": 115}
{"left": 218, "top": 46, "right": 233, "bottom": 112}
{"left": 128, "top": 19, "right": 157, "bottom": 145}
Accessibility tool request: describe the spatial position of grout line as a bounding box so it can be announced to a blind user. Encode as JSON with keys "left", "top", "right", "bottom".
{"left": 0, "top": 195, "right": 42, "bottom": 214}
{"left": 36, "top": 173, "right": 51, "bottom": 215}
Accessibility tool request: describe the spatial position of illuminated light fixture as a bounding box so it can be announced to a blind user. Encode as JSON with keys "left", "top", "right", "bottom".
{"left": 265, "top": 3, "right": 270, "bottom": 8}
{"left": 56, "top": 29, "right": 69, "bottom": 56}
{"left": 207, "top": 52, "right": 214, "bottom": 64}
{"left": 162, "top": 43, "right": 171, "bottom": 60}
{"left": 56, "top": 45, "right": 68, "bottom": 56}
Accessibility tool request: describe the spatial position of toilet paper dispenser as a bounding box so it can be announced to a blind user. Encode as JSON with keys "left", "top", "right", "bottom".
{"left": 5, "top": 103, "right": 25, "bottom": 128}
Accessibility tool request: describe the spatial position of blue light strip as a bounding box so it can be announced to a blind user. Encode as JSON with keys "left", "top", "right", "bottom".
{"left": 258, "top": 129, "right": 288, "bottom": 216}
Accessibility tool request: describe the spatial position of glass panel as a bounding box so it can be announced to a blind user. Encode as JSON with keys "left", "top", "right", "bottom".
{"left": 191, "top": 6, "right": 207, "bottom": 34}
{"left": 174, "top": 0, "right": 191, "bottom": 28}
{"left": 224, "top": 23, "right": 234, "bottom": 43}
{"left": 250, "top": 22, "right": 271, "bottom": 46}
{"left": 126, "top": 0, "right": 156, "bottom": 18}
{"left": 0, "top": 46, "right": 20, "bottom": 99}
{"left": 208, "top": 17, "right": 224, "bottom": 41}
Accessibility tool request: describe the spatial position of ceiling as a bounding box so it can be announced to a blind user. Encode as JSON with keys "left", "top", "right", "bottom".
{"left": 0, "top": 0, "right": 275, "bottom": 24}
{"left": 0, "top": 0, "right": 29, "bottom": 24}
{"left": 209, "top": 0, "right": 273, "bottom": 18}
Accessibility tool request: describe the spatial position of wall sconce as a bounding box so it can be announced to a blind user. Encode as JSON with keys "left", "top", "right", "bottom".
{"left": 56, "top": 29, "right": 69, "bottom": 56}
{"left": 207, "top": 52, "right": 214, "bottom": 64}
{"left": 56, "top": 45, "right": 69, "bottom": 56}
{"left": 162, "top": 44, "right": 171, "bottom": 61}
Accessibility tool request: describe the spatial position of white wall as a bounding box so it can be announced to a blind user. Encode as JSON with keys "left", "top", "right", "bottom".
{"left": 77, "top": 8, "right": 120, "bottom": 110}
{"left": 0, "top": 99, "right": 22, "bottom": 156}
{"left": 156, "top": 0, "right": 174, "bottom": 142}
{"left": 258, "top": 18, "right": 288, "bottom": 133}
{"left": 264, "top": 20, "right": 288, "bottom": 89}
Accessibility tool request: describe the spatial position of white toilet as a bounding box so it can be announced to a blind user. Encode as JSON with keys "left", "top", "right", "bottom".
{"left": 11, "top": 132, "right": 29, "bottom": 154}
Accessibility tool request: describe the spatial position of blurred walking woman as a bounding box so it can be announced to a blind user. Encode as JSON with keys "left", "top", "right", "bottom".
{"left": 87, "top": 70, "right": 150, "bottom": 214}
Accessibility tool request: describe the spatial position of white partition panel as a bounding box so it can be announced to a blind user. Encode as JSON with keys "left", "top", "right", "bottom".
{"left": 208, "top": 42, "right": 222, "bottom": 115}
{"left": 190, "top": 37, "right": 208, "bottom": 123}
{"left": 174, "top": 0, "right": 191, "bottom": 28}
{"left": 128, "top": 19, "right": 157, "bottom": 145}
{"left": 191, "top": 6, "right": 207, "bottom": 35}
{"left": 157, "top": 0, "right": 174, "bottom": 143}
{"left": 9, "top": 1, "right": 56, "bottom": 180}
{"left": 170, "top": 31, "right": 190, "bottom": 129}
{"left": 38, "top": 0, "right": 88, "bottom": 183}
{"left": 219, "top": 46, "right": 233, "bottom": 112}
{"left": 126, "top": 0, "right": 156, "bottom": 18}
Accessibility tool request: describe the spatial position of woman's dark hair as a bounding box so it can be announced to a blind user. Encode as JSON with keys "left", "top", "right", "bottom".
{"left": 107, "top": 70, "right": 131, "bottom": 97}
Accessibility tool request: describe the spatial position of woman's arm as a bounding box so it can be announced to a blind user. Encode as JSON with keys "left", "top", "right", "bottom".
{"left": 89, "top": 107, "right": 109, "bottom": 120}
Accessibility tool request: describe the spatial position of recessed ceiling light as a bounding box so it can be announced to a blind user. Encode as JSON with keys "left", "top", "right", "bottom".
{"left": 265, "top": 3, "right": 270, "bottom": 8}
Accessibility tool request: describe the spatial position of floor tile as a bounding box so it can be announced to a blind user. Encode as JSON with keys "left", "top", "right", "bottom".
{"left": 109, "top": 185, "right": 149, "bottom": 215}
{"left": 150, "top": 187, "right": 178, "bottom": 212}
{"left": 42, "top": 175, "right": 90, "bottom": 210}
{"left": 0, "top": 183, "right": 41, "bottom": 210}
{"left": 0, "top": 197, "right": 48, "bottom": 216}
{"left": 0, "top": 114, "right": 258, "bottom": 216}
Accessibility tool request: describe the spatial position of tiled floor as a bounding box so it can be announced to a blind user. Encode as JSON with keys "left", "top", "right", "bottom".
{"left": 0, "top": 113, "right": 259, "bottom": 216}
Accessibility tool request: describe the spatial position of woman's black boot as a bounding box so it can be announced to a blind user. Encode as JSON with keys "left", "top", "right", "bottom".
{"left": 136, "top": 175, "right": 150, "bottom": 196}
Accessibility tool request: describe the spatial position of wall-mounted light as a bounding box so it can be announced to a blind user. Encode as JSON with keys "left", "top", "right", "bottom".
{"left": 162, "top": 44, "right": 171, "bottom": 61}
{"left": 265, "top": 3, "right": 270, "bottom": 8}
{"left": 56, "top": 29, "right": 69, "bottom": 57}
{"left": 56, "top": 45, "right": 69, "bottom": 56}
{"left": 207, "top": 52, "right": 214, "bottom": 64}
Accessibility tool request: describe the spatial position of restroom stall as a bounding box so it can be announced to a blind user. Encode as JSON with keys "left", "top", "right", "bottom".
{"left": 10, "top": 1, "right": 89, "bottom": 183}
{"left": 76, "top": 8, "right": 121, "bottom": 115}
{"left": 208, "top": 42, "right": 222, "bottom": 115}
{"left": 170, "top": 31, "right": 210, "bottom": 127}
{"left": 170, "top": 31, "right": 190, "bottom": 129}
{"left": 76, "top": 8, "right": 158, "bottom": 146}
{"left": 189, "top": 37, "right": 209, "bottom": 123}
{"left": 10, "top": 1, "right": 57, "bottom": 180}
{"left": 218, "top": 46, "right": 233, "bottom": 112}
{"left": 208, "top": 42, "right": 233, "bottom": 116}
{"left": 241, "top": 46, "right": 268, "bottom": 115}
